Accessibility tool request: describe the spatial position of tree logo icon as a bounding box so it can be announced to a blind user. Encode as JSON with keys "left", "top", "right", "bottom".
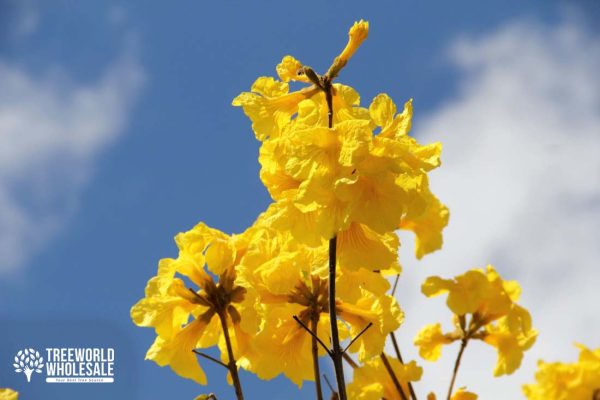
{"left": 13, "top": 348, "right": 44, "bottom": 382}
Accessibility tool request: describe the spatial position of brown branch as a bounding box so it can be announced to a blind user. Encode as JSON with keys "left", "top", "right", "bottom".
{"left": 328, "top": 236, "right": 347, "bottom": 400}
{"left": 217, "top": 311, "right": 244, "bottom": 400}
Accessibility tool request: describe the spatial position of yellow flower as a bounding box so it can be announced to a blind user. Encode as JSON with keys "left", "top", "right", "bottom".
{"left": 131, "top": 223, "right": 259, "bottom": 385}
{"left": 417, "top": 266, "right": 537, "bottom": 376}
{"left": 327, "top": 20, "right": 369, "bottom": 79}
{"left": 451, "top": 388, "right": 479, "bottom": 400}
{"left": 347, "top": 355, "right": 422, "bottom": 400}
{"left": 236, "top": 220, "right": 403, "bottom": 385}
{"left": 414, "top": 323, "right": 453, "bottom": 361}
{"left": 0, "top": 389, "right": 18, "bottom": 400}
{"left": 422, "top": 266, "right": 518, "bottom": 323}
{"left": 233, "top": 44, "right": 369, "bottom": 142}
{"left": 234, "top": 21, "right": 447, "bottom": 259}
{"left": 426, "top": 389, "right": 478, "bottom": 400}
{"left": 523, "top": 344, "right": 600, "bottom": 400}
{"left": 483, "top": 304, "right": 537, "bottom": 376}
{"left": 337, "top": 288, "right": 403, "bottom": 361}
{"left": 232, "top": 76, "right": 315, "bottom": 141}
{"left": 255, "top": 88, "right": 446, "bottom": 256}
{"left": 276, "top": 55, "right": 311, "bottom": 84}
{"left": 339, "top": 20, "right": 369, "bottom": 64}
{"left": 399, "top": 179, "right": 449, "bottom": 259}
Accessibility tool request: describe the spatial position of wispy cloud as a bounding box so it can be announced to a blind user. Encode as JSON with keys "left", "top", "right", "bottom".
{"left": 0, "top": 53, "right": 144, "bottom": 274}
{"left": 395, "top": 14, "right": 600, "bottom": 399}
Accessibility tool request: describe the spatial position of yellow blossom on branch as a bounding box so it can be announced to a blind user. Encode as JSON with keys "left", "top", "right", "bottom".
{"left": 415, "top": 265, "right": 537, "bottom": 376}
{"left": 233, "top": 22, "right": 448, "bottom": 263}
{"left": 236, "top": 216, "right": 403, "bottom": 385}
{"left": 130, "top": 223, "right": 260, "bottom": 386}
{"left": 347, "top": 354, "right": 422, "bottom": 400}
{"left": 523, "top": 344, "right": 600, "bottom": 400}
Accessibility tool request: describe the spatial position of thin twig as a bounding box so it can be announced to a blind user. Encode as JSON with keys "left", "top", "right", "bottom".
{"left": 380, "top": 353, "right": 409, "bottom": 400}
{"left": 446, "top": 338, "right": 469, "bottom": 400}
{"left": 343, "top": 322, "right": 373, "bottom": 353}
{"left": 392, "top": 274, "right": 400, "bottom": 296}
{"left": 311, "top": 315, "right": 324, "bottom": 400}
{"left": 323, "top": 374, "right": 336, "bottom": 395}
{"left": 390, "top": 333, "right": 418, "bottom": 400}
{"left": 293, "top": 315, "right": 332, "bottom": 356}
{"left": 342, "top": 352, "right": 359, "bottom": 369}
{"left": 192, "top": 349, "right": 228, "bottom": 369}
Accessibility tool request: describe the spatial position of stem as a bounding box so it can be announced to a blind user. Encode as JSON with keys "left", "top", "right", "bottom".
{"left": 390, "top": 333, "right": 417, "bottom": 400}
{"left": 217, "top": 311, "right": 244, "bottom": 400}
{"left": 324, "top": 78, "right": 334, "bottom": 128}
{"left": 342, "top": 352, "right": 359, "bottom": 369}
{"left": 323, "top": 75, "right": 347, "bottom": 400}
{"left": 192, "top": 349, "right": 228, "bottom": 369}
{"left": 311, "top": 315, "right": 324, "bottom": 400}
{"left": 293, "top": 315, "right": 331, "bottom": 356}
{"left": 446, "top": 338, "right": 468, "bottom": 400}
{"left": 391, "top": 274, "right": 400, "bottom": 296}
{"left": 380, "top": 353, "right": 409, "bottom": 400}
{"left": 343, "top": 322, "right": 373, "bottom": 353}
{"left": 328, "top": 236, "right": 347, "bottom": 400}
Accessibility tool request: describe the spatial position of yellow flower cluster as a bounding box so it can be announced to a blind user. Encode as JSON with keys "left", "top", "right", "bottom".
{"left": 347, "top": 355, "right": 422, "bottom": 399}
{"left": 130, "top": 223, "right": 259, "bottom": 384}
{"left": 523, "top": 344, "right": 600, "bottom": 399}
{"left": 131, "top": 20, "right": 443, "bottom": 398}
{"left": 233, "top": 34, "right": 448, "bottom": 259}
{"left": 130, "top": 18, "right": 563, "bottom": 400}
{"left": 0, "top": 389, "right": 18, "bottom": 400}
{"left": 132, "top": 206, "right": 404, "bottom": 387}
{"left": 415, "top": 266, "right": 537, "bottom": 376}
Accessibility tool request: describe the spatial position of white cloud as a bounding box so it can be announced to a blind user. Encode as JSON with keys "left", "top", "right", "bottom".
{"left": 394, "top": 15, "right": 600, "bottom": 399}
{"left": 0, "top": 53, "right": 144, "bottom": 274}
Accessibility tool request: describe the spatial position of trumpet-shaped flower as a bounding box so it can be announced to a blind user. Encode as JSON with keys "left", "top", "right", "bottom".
{"left": 523, "top": 344, "right": 600, "bottom": 400}
{"left": 415, "top": 266, "right": 537, "bottom": 376}
{"left": 131, "top": 223, "right": 260, "bottom": 385}
{"left": 347, "top": 355, "right": 422, "bottom": 400}
{"left": 414, "top": 323, "right": 454, "bottom": 361}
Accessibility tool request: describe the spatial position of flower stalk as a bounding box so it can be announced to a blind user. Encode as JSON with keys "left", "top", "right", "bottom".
{"left": 217, "top": 310, "right": 244, "bottom": 400}
{"left": 328, "top": 236, "right": 347, "bottom": 400}
{"left": 446, "top": 338, "right": 468, "bottom": 400}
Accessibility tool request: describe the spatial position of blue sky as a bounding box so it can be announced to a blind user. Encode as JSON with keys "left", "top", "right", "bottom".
{"left": 1, "top": 1, "right": 599, "bottom": 399}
